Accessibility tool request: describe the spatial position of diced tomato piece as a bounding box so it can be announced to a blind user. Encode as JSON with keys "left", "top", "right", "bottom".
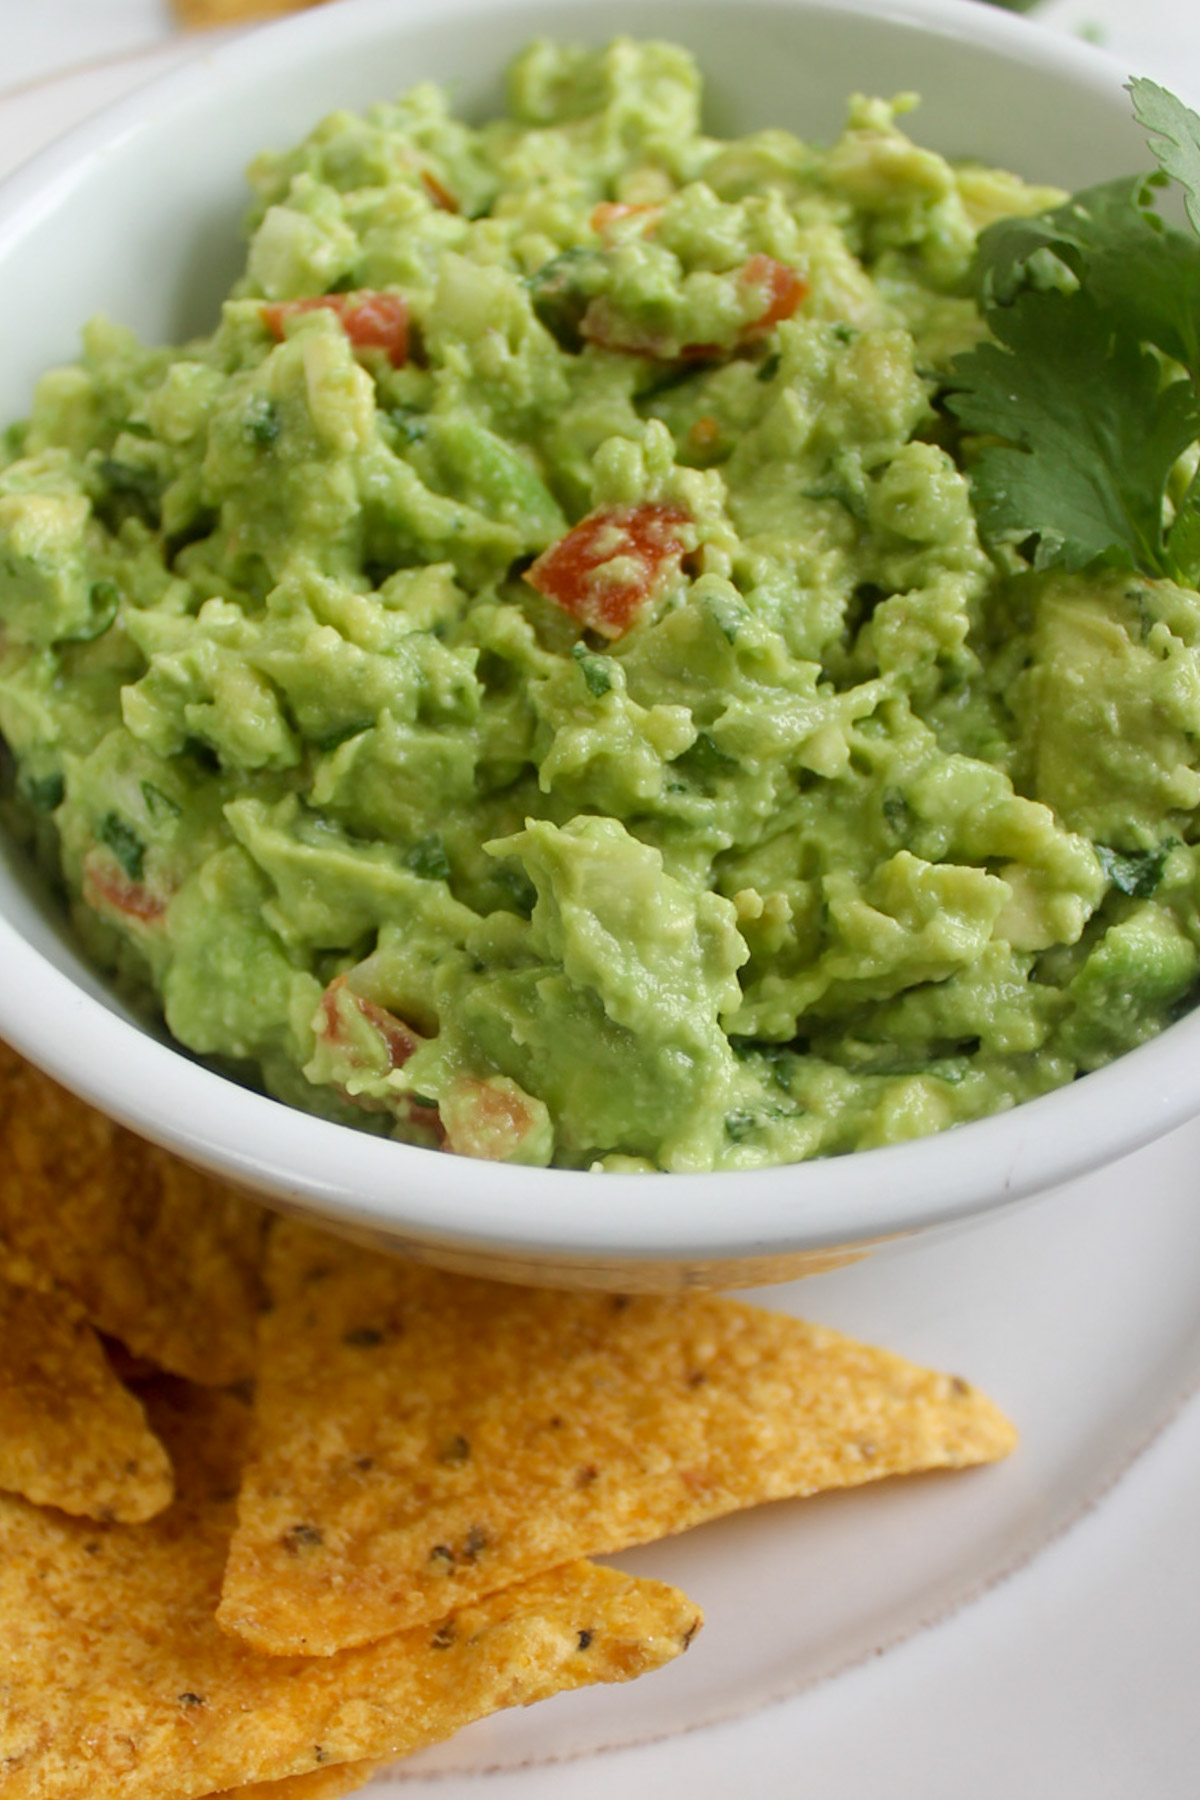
{"left": 354, "top": 994, "right": 422, "bottom": 1070}
{"left": 440, "top": 1076, "right": 543, "bottom": 1162}
{"left": 591, "top": 201, "right": 660, "bottom": 236}
{"left": 420, "top": 169, "right": 459, "bottom": 213}
{"left": 524, "top": 503, "right": 690, "bottom": 638}
{"left": 317, "top": 976, "right": 445, "bottom": 1141}
{"left": 739, "top": 254, "right": 808, "bottom": 334}
{"left": 398, "top": 1095, "right": 447, "bottom": 1146}
{"left": 260, "top": 290, "right": 409, "bottom": 367}
{"left": 82, "top": 854, "right": 167, "bottom": 925}
{"left": 580, "top": 255, "right": 806, "bottom": 362}
{"left": 318, "top": 976, "right": 421, "bottom": 1070}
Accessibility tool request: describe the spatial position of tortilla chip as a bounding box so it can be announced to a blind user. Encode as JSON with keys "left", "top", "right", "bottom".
{"left": 218, "top": 1221, "right": 1015, "bottom": 1655}
{"left": 173, "top": 0, "right": 332, "bottom": 28}
{"left": 0, "top": 1379, "right": 700, "bottom": 1800}
{"left": 218, "top": 1764, "right": 378, "bottom": 1799}
{"left": 0, "top": 1275, "right": 173, "bottom": 1522}
{"left": 0, "top": 1040, "right": 268, "bottom": 1384}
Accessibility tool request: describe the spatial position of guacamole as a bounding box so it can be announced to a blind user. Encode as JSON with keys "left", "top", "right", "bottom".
{"left": 2, "top": 38, "right": 1199, "bottom": 1173}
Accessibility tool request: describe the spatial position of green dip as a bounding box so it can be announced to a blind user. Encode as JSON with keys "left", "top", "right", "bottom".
{"left": 2, "top": 38, "right": 1198, "bottom": 1172}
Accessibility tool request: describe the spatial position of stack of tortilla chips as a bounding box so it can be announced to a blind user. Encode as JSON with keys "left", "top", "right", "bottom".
{"left": 0, "top": 1040, "right": 1016, "bottom": 1799}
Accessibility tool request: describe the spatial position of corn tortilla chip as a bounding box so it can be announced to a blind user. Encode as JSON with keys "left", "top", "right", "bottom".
{"left": 218, "top": 1764, "right": 378, "bottom": 1800}
{"left": 220, "top": 1219, "right": 1016, "bottom": 1654}
{"left": 0, "top": 1379, "right": 700, "bottom": 1800}
{"left": 0, "top": 1040, "right": 267, "bottom": 1384}
{"left": 173, "top": 0, "right": 333, "bottom": 27}
{"left": 0, "top": 1275, "right": 172, "bottom": 1522}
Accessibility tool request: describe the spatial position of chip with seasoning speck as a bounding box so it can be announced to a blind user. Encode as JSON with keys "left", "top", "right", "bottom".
{"left": 218, "top": 1218, "right": 1016, "bottom": 1655}
{"left": 0, "top": 1377, "right": 701, "bottom": 1800}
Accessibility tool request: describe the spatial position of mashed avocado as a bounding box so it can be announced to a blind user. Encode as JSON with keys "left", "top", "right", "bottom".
{"left": 2, "top": 38, "right": 1199, "bottom": 1172}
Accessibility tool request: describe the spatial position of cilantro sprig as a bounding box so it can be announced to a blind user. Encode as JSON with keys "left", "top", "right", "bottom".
{"left": 944, "top": 80, "right": 1200, "bottom": 585}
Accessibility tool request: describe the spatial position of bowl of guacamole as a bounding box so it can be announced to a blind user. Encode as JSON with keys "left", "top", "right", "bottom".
{"left": 1, "top": 0, "right": 1198, "bottom": 1283}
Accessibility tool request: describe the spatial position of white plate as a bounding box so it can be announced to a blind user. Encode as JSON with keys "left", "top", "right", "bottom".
{"left": 3, "top": 24, "right": 1200, "bottom": 1796}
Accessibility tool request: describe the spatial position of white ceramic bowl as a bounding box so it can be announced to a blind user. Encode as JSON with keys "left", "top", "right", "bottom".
{"left": 1, "top": 0, "right": 1197, "bottom": 1289}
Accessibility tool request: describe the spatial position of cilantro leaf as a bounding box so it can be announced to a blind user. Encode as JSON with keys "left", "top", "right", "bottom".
{"left": 97, "top": 812, "right": 146, "bottom": 883}
{"left": 1167, "top": 462, "right": 1200, "bottom": 584}
{"left": 1095, "top": 839, "right": 1178, "bottom": 898}
{"left": 571, "top": 642, "right": 614, "bottom": 697}
{"left": 405, "top": 833, "right": 451, "bottom": 882}
{"left": 1129, "top": 77, "right": 1200, "bottom": 237}
{"left": 945, "top": 290, "right": 1200, "bottom": 576}
{"left": 971, "top": 177, "right": 1200, "bottom": 379}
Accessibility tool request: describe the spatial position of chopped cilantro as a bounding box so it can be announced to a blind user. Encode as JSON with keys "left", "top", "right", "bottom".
{"left": 732, "top": 1039, "right": 795, "bottom": 1093}
{"left": 803, "top": 454, "right": 870, "bottom": 522}
{"left": 388, "top": 406, "right": 426, "bottom": 445}
{"left": 724, "top": 1109, "right": 757, "bottom": 1142}
{"left": 682, "top": 730, "right": 738, "bottom": 776}
{"left": 406, "top": 833, "right": 451, "bottom": 881}
{"left": 96, "top": 457, "right": 160, "bottom": 526}
{"left": 97, "top": 812, "right": 145, "bottom": 882}
{"left": 23, "top": 772, "right": 64, "bottom": 812}
{"left": 141, "top": 781, "right": 181, "bottom": 822}
{"left": 1095, "top": 839, "right": 1178, "bottom": 898}
{"left": 699, "top": 587, "right": 745, "bottom": 644}
{"left": 571, "top": 642, "right": 614, "bottom": 696}
{"left": 245, "top": 397, "right": 281, "bottom": 447}
{"left": 882, "top": 789, "right": 911, "bottom": 836}
{"left": 313, "top": 720, "right": 373, "bottom": 753}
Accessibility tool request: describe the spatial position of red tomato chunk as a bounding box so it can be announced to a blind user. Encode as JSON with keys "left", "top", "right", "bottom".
{"left": 442, "top": 1076, "right": 541, "bottom": 1160}
{"left": 318, "top": 977, "right": 421, "bottom": 1070}
{"left": 82, "top": 855, "right": 167, "bottom": 925}
{"left": 590, "top": 201, "right": 660, "bottom": 235}
{"left": 524, "top": 504, "right": 691, "bottom": 638}
{"left": 259, "top": 291, "right": 409, "bottom": 367}
{"left": 740, "top": 254, "right": 809, "bottom": 334}
{"left": 579, "top": 256, "right": 807, "bottom": 362}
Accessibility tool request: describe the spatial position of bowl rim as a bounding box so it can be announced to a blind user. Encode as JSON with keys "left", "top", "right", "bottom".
{"left": 2, "top": 0, "right": 1198, "bottom": 1267}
